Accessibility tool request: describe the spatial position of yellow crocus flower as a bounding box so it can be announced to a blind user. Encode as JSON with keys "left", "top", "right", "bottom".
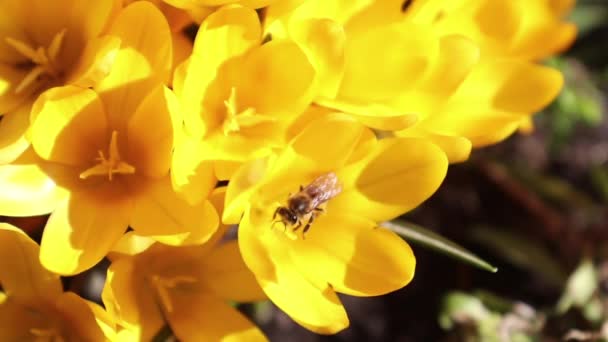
{"left": 172, "top": 5, "right": 316, "bottom": 203}
{"left": 0, "top": 3, "right": 218, "bottom": 276}
{"left": 265, "top": 0, "right": 565, "bottom": 162}
{"left": 223, "top": 114, "right": 448, "bottom": 333}
{"left": 102, "top": 190, "right": 267, "bottom": 341}
{"left": 0, "top": 223, "right": 115, "bottom": 341}
{"left": 0, "top": 0, "right": 118, "bottom": 164}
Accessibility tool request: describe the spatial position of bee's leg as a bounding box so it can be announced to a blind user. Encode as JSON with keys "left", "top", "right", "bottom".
{"left": 313, "top": 207, "right": 324, "bottom": 213}
{"left": 302, "top": 216, "right": 314, "bottom": 239}
{"left": 299, "top": 185, "right": 303, "bottom": 191}
{"left": 292, "top": 220, "right": 302, "bottom": 232}
{"left": 272, "top": 207, "right": 279, "bottom": 219}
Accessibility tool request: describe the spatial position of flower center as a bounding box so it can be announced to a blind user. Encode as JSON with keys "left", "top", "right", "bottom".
{"left": 79, "top": 131, "right": 136, "bottom": 181}
{"left": 29, "top": 327, "right": 65, "bottom": 342}
{"left": 222, "top": 87, "right": 257, "bottom": 135}
{"left": 5, "top": 29, "right": 67, "bottom": 93}
{"left": 150, "top": 274, "right": 197, "bottom": 313}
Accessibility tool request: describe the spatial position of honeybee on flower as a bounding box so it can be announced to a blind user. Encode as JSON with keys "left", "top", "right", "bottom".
{"left": 273, "top": 172, "right": 342, "bottom": 238}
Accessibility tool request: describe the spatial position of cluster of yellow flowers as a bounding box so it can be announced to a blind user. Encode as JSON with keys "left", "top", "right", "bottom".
{"left": 0, "top": 0, "right": 575, "bottom": 340}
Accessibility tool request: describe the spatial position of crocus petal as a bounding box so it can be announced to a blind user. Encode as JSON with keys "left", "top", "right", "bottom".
{"left": 338, "top": 21, "right": 439, "bottom": 102}
{"left": 288, "top": 18, "right": 345, "bottom": 99}
{"left": 0, "top": 106, "right": 31, "bottom": 164}
{"left": 0, "top": 64, "right": 32, "bottom": 113}
{"left": 419, "top": 35, "right": 480, "bottom": 96}
{"left": 53, "top": 292, "right": 107, "bottom": 341}
{"left": 223, "top": 157, "right": 271, "bottom": 224}
{"left": 290, "top": 214, "right": 415, "bottom": 297}
{"left": 102, "top": 257, "right": 164, "bottom": 340}
{"left": 127, "top": 85, "right": 177, "bottom": 179}
{"left": 0, "top": 296, "right": 42, "bottom": 341}
{"left": 167, "top": 292, "right": 267, "bottom": 342}
{"left": 180, "top": 5, "right": 261, "bottom": 137}
{"left": 260, "top": 265, "right": 349, "bottom": 334}
{"left": 30, "top": 86, "right": 108, "bottom": 167}
{"left": 107, "top": 232, "right": 156, "bottom": 260}
{"left": 86, "top": 301, "right": 117, "bottom": 341}
{"left": 40, "top": 186, "right": 132, "bottom": 275}
{"left": 238, "top": 39, "right": 315, "bottom": 117}
{"left": 316, "top": 97, "right": 418, "bottom": 131}
{"left": 332, "top": 137, "right": 448, "bottom": 222}
{"left": 398, "top": 128, "right": 472, "bottom": 163}
{"left": 200, "top": 241, "right": 266, "bottom": 302}
{"left": 171, "top": 136, "right": 217, "bottom": 205}
{"left": 130, "top": 176, "right": 219, "bottom": 246}
{"left": 290, "top": 113, "right": 364, "bottom": 171}
{"left": 0, "top": 151, "right": 68, "bottom": 217}
{"left": 68, "top": 35, "right": 121, "bottom": 88}
{"left": 0, "top": 223, "right": 63, "bottom": 301}
{"left": 96, "top": 1, "right": 172, "bottom": 130}
{"left": 449, "top": 60, "right": 563, "bottom": 114}
{"left": 238, "top": 209, "right": 349, "bottom": 333}
{"left": 27, "top": 0, "right": 114, "bottom": 50}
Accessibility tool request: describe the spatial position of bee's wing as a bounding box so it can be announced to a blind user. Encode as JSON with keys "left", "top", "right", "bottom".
{"left": 304, "top": 172, "right": 342, "bottom": 208}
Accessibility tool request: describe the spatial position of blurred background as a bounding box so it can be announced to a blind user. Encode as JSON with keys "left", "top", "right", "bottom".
{"left": 248, "top": 0, "right": 608, "bottom": 340}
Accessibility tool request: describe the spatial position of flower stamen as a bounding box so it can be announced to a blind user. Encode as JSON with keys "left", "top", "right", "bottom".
{"left": 5, "top": 29, "right": 67, "bottom": 93}
{"left": 30, "top": 327, "right": 65, "bottom": 342}
{"left": 79, "top": 131, "right": 136, "bottom": 181}
{"left": 222, "top": 87, "right": 257, "bottom": 135}
{"left": 150, "top": 274, "right": 198, "bottom": 313}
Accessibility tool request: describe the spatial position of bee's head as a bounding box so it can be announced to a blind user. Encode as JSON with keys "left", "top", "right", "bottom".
{"left": 277, "top": 207, "right": 298, "bottom": 225}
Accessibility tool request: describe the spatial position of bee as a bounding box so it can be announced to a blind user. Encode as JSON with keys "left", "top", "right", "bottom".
{"left": 272, "top": 172, "right": 342, "bottom": 237}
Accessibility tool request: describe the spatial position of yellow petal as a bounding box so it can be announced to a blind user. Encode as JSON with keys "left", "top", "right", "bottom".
{"left": 0, "top": 64, "right": 32, "bottom": 113}
{"left": 86, "top": 301, "right": 117, "bottom": 341}
{"left": 223, "top": 156, "right": 272, "bottom": 224}
{"left": 339, "top": 21, "right": 438, "bottom": 102}
{"left": 96, "top": 1, "right": 172, "bottom": 130}
{"left": 398, "top": 128, "right": 472, "bottom": 163}
{"left": 171, "top": 136, "right": 217, "bottom": 205}
{"left": 27, "top": 0, "right": 114, "bottom": 50}
{"left": 238, "top": 208, "right": 348, "bottom": 333}
{"left": 130, "top": 176, "right": 219, "bottom": 246}
{"left": 126, "top": 85, "right": 177, "bottom": 179}
{"left": 291, "top": 214, "right": 416, "bottom": 296}
{"left": 493, "top": 62, "right": 564, "bottom": 113}
{"left": 290, "top": 113, "right": 364, "bottom": 171}
{"left": 102, "top": 257, "right": 164, "bottom": 340}
{"left": 200, "top": 241, "right": 266, "bottom": 302}
{"left": 53, "top": 292, "right": 107, "bottom": 341}
{"left": 288, "top": 18, "right": 345, "bottom": 99}
{"left": 0, "top": 105, "right": 31, "bottom": 164}
{"left": 107, "top": 231, "right": 156, "bottom": 260}
{"left": 0, "top": 296, "right": 43, "bottom": 341}
{"left": 0, "top": 151, "right": 68, "bottom": 217}
{"left": 419, "top": 35, "right": 480, "bottom": 96}
{"left": 67, "top": 35, "right": 121, "bottom": 88}
{"left": 40, "top": 186, "right": 132, "bottom": 275}
{"left": 167, "top": 292, "right": 267, "bottom": 342}
{"left": 332, "top": 137, "right": 448, "bottom": 222}
{"left": 181, "top": 5, "right": 261, "bottom": 137}
{"left": 260, "top": 265, "right": 348, "bottom": 334}
{"left": 317, "top": 97, "right": 418, "bottom": 131}
{"left": 237, "top": 39, "right": 315, "bottom": 117}
{"left": 31, "top": 86, "right": 108, "bottom": 167}
{"left": 0, "top": 223, "right": 62, "bottom": 301}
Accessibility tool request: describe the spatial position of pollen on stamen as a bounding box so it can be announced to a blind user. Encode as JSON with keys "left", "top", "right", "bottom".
{"left": 79, "top": 131, "right": 136, "bottom": 181}
{"left": 5, "top": 28, "right": 67, "bottom": 94}
{"left": 150, "top": 275, "right": 198, "bottom": 314}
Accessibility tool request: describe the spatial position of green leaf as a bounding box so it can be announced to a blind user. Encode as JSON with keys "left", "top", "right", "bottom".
{"left": 556, "top": 259, "right": 598, "bottom": 315}
{"left": 382, "top": 220, "right": 498, "bottom": 273}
